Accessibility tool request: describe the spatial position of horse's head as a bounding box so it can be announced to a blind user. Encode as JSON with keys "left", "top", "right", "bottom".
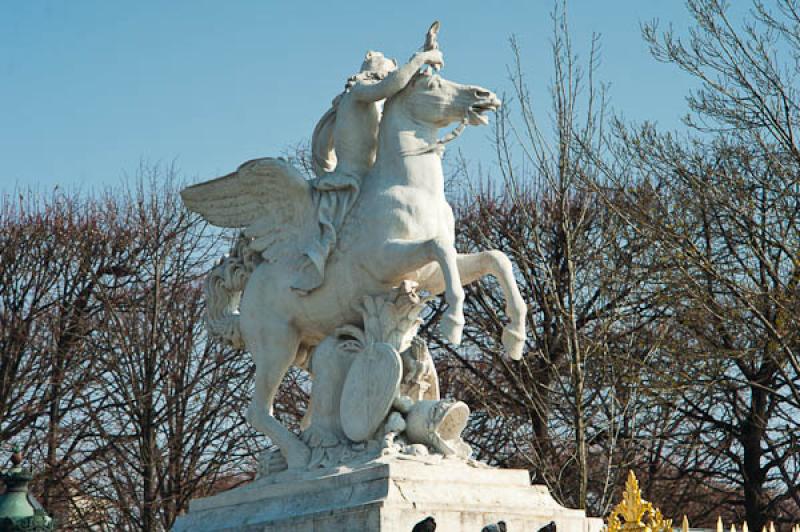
{"left": 400, "top": 72, "right": 501, "bottom": 129}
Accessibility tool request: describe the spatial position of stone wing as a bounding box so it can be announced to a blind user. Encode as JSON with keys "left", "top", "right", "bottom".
{"left": 180, "top": 158, "right": 312, "bottom": 253}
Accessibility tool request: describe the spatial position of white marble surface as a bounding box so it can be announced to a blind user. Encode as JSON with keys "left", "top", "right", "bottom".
{"left": 173, "top": 24, "right": 558, "bottom": 532}
{"left": 173, "top": 458, "right": 603, "bottom": 532}
{"left": 180, "top": 56, "right": 526, "bottom": 469}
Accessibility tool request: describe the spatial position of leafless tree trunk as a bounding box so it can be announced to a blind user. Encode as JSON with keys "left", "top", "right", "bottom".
{"left": 81, "top": 166, "right": 259, "bottom": 530}
{"left": 0, "top": 191, "right": 143, "bottom": 527}
{"left": 585, "top": 2, "right": 800, "bottom": 526}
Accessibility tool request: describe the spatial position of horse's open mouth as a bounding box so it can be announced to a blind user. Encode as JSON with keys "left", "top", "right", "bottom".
{"left": 468, "top": 101, "right": 498, "bottom": 125}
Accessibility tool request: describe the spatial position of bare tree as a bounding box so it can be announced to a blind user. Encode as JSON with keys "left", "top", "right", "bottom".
{"left": 587, "top": 1, "right": 800, "bottom": 526}
{"left": 425, "top": 4, "right": 669, "bottom": 516}
{"left": 0, "top": 191, "right": 143, "bottom": 527}
{"left": 0, "top": 169, "right": 269, "bottom": 530}
{"left": 81, "top": 167, "right": 258, "bottom": 531}
{"left": 597, "top": 128, "right": 800, "bottom": 527}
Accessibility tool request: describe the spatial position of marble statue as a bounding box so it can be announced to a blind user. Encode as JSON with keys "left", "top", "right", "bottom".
{"left": 180, "top": 21, "right": 527, "bottom": 473}
{"left": 301, "top": 46, "right": 444, "bottom": 293}
{"left": 173, "top": 22, "right": 607, "bottom": 532}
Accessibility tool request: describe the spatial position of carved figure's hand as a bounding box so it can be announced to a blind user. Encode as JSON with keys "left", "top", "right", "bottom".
{"left": 418, "top": 49, "right": 444, "bottom": 70}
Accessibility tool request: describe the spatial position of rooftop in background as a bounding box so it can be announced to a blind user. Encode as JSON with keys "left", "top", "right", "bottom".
{"left": 1, "top": 0, "right": 697, "bottom": 192}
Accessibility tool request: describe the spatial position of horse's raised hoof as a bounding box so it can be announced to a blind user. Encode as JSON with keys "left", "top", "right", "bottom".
{"left": 502, "top": 326, "right": 525, "bottom": 360}
{"left": 441, "top": 313, "right": 465, "bottom": 345}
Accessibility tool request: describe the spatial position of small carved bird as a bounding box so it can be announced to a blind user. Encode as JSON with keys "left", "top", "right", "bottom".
{"left": 412, "top": 516, "right": 436, "bottom": 532}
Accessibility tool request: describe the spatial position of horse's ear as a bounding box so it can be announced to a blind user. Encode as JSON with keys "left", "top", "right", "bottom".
{"left": 365, "top": 50, "right": 375, "bottom": 60}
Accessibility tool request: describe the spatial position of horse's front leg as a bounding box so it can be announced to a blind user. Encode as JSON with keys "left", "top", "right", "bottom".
{"left": 419, "top": 250, "right": 527, "bottom": 360}
{"left": 373, "top": 237, "right": 465, "bottom": 344}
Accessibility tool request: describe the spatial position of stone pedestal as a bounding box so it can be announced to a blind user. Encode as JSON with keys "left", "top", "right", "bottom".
{"left": 173, "top": 458, "right": 602, "bottom": 532}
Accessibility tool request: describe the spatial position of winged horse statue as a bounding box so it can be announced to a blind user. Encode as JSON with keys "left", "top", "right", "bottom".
{"left": 181, "top": 56, "right": 527, "bottom": 469}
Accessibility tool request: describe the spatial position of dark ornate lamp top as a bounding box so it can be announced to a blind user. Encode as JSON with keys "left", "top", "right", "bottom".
{"left": 0, "top": 446, "right": 54, "bottom": 531}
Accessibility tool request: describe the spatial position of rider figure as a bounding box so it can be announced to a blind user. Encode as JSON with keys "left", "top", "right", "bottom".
{"left": 293, "top": 48, "right": 444, "bottom": 293}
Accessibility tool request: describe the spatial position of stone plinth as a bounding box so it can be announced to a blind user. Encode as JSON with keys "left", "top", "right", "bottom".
{"left": 172, "top": 458, "right": 602, "bottom": 532}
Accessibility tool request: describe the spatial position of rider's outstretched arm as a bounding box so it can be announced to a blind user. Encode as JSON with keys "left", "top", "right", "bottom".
{"left": 350, "top": 50, "right": 443, "bottom": 103}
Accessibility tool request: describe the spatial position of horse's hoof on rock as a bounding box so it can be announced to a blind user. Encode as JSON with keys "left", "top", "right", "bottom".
{"left": 502, "top": 327, "right": 525, "bottom": 360}
{"left": 282, "top": 442, "right": 312, "bottom": 470}
{"left": 441, "top": 314, "right": 464, "bottom": 345}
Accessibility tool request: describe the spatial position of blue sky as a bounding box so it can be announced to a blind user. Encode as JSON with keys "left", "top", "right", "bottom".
{"left": 0, "top": 1, "right": 698, "bottom": 192}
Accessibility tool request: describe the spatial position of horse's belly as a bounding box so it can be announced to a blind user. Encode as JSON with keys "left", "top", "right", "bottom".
{"left": 291, "top": 262, "right": 386, "bottom": 335}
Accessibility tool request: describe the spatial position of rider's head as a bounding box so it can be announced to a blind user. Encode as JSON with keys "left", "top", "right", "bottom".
{"left": 360, "top": 50, "right": 397, "bottom": 79}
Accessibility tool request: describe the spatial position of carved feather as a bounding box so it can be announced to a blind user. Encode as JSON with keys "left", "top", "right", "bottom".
{"left": 180, "top": 158, "right": 313, "bottom": 255}
{"left": 180, "top": 158, "right": 310, "bottom": 227}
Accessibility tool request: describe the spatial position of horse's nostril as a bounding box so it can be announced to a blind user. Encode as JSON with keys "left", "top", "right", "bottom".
{"left": 475, "top": 89, "right": 491, "bottom": 99}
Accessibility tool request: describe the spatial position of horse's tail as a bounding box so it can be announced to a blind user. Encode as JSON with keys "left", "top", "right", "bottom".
{"left": 205, "top": 234, "right": 262, "bottom": 349}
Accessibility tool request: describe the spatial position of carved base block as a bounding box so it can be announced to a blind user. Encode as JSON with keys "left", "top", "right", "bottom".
{"left": 172, "top": 458, "right": 602, "bottom": 532}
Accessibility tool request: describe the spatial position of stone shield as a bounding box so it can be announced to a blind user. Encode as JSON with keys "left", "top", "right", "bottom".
{"left": 340, "top": 342, "right": 402, "bottom": 442}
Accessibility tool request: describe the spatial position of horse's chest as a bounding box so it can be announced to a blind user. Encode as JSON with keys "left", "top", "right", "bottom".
{"left": 375, "top": 186, "right": 450, "bottom": 239}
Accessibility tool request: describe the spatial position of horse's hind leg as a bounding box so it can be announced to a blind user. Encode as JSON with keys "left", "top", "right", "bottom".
{"left": 374, "top": 237, "right": 465, "bottom": 344}
{"left": 244, "top": 319, "right": 311, "bottom": 469}
{"left": 419, "top": 250, "right": 527, "bottom": 360}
